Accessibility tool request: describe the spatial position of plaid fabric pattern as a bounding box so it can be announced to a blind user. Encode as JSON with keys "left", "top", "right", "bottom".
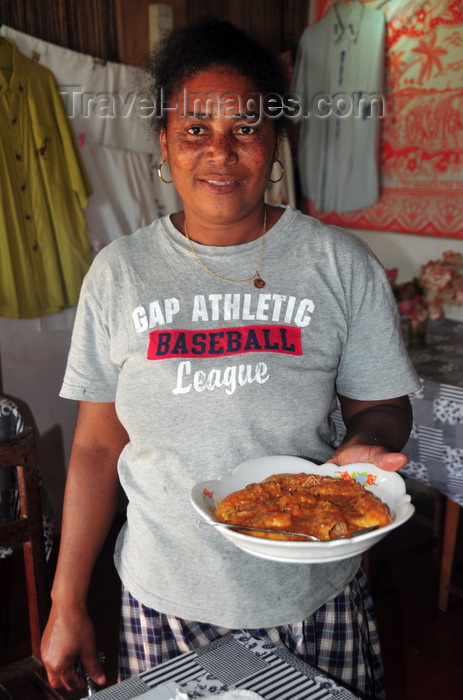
{"left": 118, "top": 568, "right": 386, "bottom": 700}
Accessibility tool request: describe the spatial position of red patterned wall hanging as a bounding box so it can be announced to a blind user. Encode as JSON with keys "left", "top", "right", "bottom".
{"left": 307, "top": 0, "right": 463, "bottom": 237}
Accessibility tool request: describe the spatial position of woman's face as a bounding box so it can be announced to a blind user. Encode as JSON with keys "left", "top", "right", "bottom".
{"left": 160, "top": 68, "right": 279, "bottom": 234}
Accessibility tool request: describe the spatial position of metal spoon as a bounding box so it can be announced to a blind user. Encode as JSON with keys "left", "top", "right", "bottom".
{"left": 199, "top": 521, "right": 379, "bottom": 540}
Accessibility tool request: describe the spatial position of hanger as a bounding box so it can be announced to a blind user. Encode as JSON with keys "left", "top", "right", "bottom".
{"left": 344, "top": 0, "right": 389, "bottom": 8}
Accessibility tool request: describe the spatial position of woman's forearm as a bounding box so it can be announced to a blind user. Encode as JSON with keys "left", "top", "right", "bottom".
{"left": 50, "top": 401, "right": 128, "bottom": 608}
{"left": 50, "top": 444, "right": 121, "bottom": 607}
{"left": 338, "top": 396, "right": 413, "bottom": 453}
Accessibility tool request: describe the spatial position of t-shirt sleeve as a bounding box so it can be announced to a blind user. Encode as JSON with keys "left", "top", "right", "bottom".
{"left": 335, "top": 239, "right": 421, "bottom": 400}
{"left": 60, "top": 252, "right": 119, "bottom": 402}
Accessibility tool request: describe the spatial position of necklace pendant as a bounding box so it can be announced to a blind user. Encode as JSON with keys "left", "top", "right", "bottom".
{"left": 253, "top": 275, "right": 266, "bottom": 289}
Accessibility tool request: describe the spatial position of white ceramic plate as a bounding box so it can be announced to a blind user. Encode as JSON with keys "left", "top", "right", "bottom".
{"left": 190, "top": 455, "right": 415, "bottom": 563}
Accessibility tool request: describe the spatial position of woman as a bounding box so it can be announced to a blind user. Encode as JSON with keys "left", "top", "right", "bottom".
{"left": 41, "top": 18, "right": 420, "bottom": 699}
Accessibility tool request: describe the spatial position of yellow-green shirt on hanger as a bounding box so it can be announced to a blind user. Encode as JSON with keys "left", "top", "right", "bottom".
{"left": 0, "top": 37, "right": 92, "bottom": 318}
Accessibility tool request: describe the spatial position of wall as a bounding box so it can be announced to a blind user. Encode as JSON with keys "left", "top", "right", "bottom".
{"left": 353, "top": 229, "right": 463, "bottom": 322}
{"left": 114, "top": 0, "right": 311, "bottom": 67}
{"left": 0, "top": 0, "right": 119, "bottom": 61}
{"left": 115, "top": 0, "right": 188, "bottom": 67}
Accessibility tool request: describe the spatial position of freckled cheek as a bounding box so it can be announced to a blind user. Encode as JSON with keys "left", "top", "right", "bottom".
{"left": 168, "top": 147, "right": 203, "bottom": 175}
{"left": 242, "top": 150, "right": 274, "bottom": 176}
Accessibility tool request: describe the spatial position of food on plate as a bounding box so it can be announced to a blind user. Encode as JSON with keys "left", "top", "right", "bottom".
{"left": 214, "top": 472, "right": 392, "bottom": 541}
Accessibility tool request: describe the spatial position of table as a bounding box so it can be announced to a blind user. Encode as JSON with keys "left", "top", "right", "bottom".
{"left": 402, "top": 378, "right": 463, "bottom": 507}
{"left": 404, "top": 319, "right": 463, "bottom": 610}
{"left": 332, "top": 319, "right": 462, "bottom": 503}
{"left": 92, "top": 631, "right": 360, "bottom": 699}
{"left": 400, "top": 317, "right": 463, "bottom": 507}
{"left": 332, "top": 318, "right": 463, "bottom": 610}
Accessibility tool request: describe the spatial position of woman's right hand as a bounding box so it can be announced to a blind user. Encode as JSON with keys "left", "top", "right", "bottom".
{"left": 40, "top": 603, "right": 106, "bottom": 691}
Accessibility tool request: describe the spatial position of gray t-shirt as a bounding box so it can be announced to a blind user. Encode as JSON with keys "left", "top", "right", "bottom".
{"left": 60, "top": 206, "right": 420, "bottom": 627}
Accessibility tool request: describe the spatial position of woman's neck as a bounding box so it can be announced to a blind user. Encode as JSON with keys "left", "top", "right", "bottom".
{"left": 173, "top": 204, "right": 284, "bottom": 246}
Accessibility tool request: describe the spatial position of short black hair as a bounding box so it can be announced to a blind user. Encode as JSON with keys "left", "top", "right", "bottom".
{"left": 150, "top": 16, "right": 289, "bottom": 134}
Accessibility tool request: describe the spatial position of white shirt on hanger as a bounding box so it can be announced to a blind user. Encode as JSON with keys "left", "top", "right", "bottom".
{"left": 293, "top": 1, "right": 385, "bottom": 212}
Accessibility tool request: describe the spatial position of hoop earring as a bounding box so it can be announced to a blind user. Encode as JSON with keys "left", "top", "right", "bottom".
{"left": 269, "top": 159, "right": 284, "bottom": 183}
{"left": 158, "top": 160, "right": 173, "bottom": 184}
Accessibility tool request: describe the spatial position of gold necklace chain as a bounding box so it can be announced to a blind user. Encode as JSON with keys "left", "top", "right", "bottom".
{"left": 183, "top": 209, "right": 267, "bottom": 289}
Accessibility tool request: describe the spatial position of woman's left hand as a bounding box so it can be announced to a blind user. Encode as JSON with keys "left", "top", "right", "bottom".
{"left": 326, "top": 443, "right": 408, "bottom": 472}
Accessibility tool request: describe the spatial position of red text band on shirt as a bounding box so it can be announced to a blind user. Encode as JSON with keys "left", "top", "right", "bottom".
{"left": 147, "top": 325, "right": 303, "bottom": 360}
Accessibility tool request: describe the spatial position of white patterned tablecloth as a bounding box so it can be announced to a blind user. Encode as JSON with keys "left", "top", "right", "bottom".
{"left": 92, "top": 632, "right": 360, "bottom": 699}
{"left": 331, "top": 380, "right": 463, "bottom": 507}
{"left": 401, "top": 379, "right": 463, "bottom": 507}
{"left": 331, "top": 319, "right": 463, "bottom": 507}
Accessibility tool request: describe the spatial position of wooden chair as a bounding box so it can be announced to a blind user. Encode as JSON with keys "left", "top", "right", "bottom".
{"left": 438, "top": 496, "right": 463, "bottom": 612}
{"left": 409, "top": 489, "right": 463, "bottom": 612}
{"left": 0, "top": 427, "right": 61, "bottom": 698}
